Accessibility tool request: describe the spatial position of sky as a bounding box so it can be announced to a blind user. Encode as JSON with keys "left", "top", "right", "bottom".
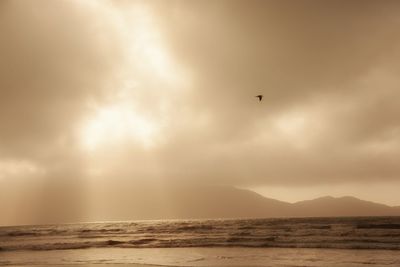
{"left": 1, "top": 0, "right": 400, "bottom": 225}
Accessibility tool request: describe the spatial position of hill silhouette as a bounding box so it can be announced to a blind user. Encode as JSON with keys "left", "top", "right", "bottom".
{"left": 87, "top": 183, "right": 400, "bottom": 221}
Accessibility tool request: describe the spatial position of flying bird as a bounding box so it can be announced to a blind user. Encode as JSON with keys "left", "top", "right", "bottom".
{"left": 255, "top": 95, "right": 263, "bottom": 102}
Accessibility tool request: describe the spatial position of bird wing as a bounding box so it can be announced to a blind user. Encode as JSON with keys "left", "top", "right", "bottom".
{"left": 254, "top": 95, "right": 263, "bottom": 101}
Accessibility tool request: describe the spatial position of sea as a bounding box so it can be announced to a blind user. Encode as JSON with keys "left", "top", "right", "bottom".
{"left": 1, "top": 216, "right": 400, "bottom": 266}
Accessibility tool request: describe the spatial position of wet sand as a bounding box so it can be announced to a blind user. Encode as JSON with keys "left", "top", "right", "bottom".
{"left": 32, "top": 265, "right": 167, "bottom": 267}
{"left": 2, "top": 247, "right": 400, "bottom": 267}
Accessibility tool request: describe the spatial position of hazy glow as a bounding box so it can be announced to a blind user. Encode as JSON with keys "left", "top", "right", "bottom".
{"left": 81, "top": 102, "right": 160, "bottom": 150}
{"left": 274, "top": 112, "right": 306, "bottom": 136}
{"left": 0, "top": 160, "right": 43, "bottom": 179}
{"left": 121, "top": 5, "right": 182, "bottom": 84}
{"left": 80, "top": 5, "right": 181, "bottom": 151}
{"left": 256, "top": 109, "right": 317, "bottom": 150}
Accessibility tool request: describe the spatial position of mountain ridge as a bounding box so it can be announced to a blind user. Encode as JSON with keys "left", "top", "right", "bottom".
{"left": 87, "top": 184, "right": 400, "bottom": 221}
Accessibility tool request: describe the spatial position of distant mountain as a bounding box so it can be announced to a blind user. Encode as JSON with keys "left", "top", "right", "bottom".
{"left": 87, "top": 183, "right": 400, "bottom": 221}
{"left": 167, "top": 185, "right": 291, "bottom": 218}
{"left": 88, "top": 183, "right": 291, "bottom": 220}
{"left": 4, "top": 182, "right": 399, "bottom": 226}
{"left": 291, "top": 196, "right": 398, "bottom": 217}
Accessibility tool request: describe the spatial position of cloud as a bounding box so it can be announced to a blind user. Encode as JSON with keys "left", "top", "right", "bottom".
{"left": 0, "top": 0, "right": 129, "bottom": 224}
{"left": 1, "top": 0, "right": 400, "bottom": 224}
{"left": 0, "top": 0, "right": 125, "bottom": 158}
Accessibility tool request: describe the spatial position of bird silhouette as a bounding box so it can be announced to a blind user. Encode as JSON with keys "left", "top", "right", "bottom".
{"left": 255, "top": 95, "right": 263, "bottom": 102}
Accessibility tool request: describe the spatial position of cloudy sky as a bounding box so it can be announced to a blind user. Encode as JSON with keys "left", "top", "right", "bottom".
{"left": 1, "top": 0, "right": 400, "bottom": 225}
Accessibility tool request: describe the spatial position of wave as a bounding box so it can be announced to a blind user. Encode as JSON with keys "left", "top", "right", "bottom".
{"left": 357, "top": 224, "right": 400, "bottom": 229}
{"left": 1, "top": 217, "right": 400, "bottom": 252}
{"left": 1, "top": 239, "right": 399, "bottom": 251}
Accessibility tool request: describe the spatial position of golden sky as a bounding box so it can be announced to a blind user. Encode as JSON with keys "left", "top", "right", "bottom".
{"left": 1, "top": 0, "right": 400, "bottom": 225}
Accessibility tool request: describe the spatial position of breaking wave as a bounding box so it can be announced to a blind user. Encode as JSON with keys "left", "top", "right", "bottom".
{"left": 1, "top": 217, "right": 400, "bottom": 251}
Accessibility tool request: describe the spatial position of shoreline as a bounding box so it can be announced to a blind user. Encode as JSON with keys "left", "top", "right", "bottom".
{"left": 2, "top": 247, "right": 400, "bottom": 267}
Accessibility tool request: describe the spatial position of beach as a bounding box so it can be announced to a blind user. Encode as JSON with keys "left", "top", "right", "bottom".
{"left": 2, "top": 247, "right": 400, "bottom": 266}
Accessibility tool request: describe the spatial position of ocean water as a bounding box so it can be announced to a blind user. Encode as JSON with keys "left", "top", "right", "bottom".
{"left": 1, "top": 217, "right": 400, "bottom": 266}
